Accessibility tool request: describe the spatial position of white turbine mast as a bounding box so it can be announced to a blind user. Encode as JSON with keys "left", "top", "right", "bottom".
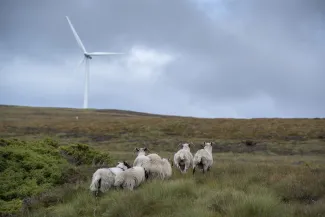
{"left": 66, "top": 16, "right": 124, "bottom": 109}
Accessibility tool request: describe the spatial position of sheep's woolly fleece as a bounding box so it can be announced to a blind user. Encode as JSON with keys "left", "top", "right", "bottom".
{"left": 142, "top": 153, "right": 172, "bottom": 180}
{"left": 133, "top": 147, "right": 150, "bottom": 167}
{"left": 193, "top": 142, "right": 213, "bottom": 174}
{"left": 114, "top": 166, "right": 147, "bottom": 191}
{"left": 89, "top": 161, "right": 130, "bottom": 193}
{"left": 173, "top": 143, "right": 194, "bottom": 174}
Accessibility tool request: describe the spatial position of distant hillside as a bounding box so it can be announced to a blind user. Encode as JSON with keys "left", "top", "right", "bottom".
{"left": 1, "top": 104, "right": 324, "bottom": 144}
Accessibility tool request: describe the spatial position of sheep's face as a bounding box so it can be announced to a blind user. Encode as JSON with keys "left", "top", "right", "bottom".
{"left": 134, "top": 147, "right": 149, "bottom": 156}
{"left": 179, "top": 143, "right": 191, "bottom": 150}
{"left": 116, "top": 161, "right": 131, "bottom": 171}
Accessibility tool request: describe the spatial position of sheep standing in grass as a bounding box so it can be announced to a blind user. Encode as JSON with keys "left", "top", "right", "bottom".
{"left": 193, "top": 142, "right": 213, "bottom": 174}
{"left": 133, "top": 147, "right": 150, "bottom": 167}
{"left": 142, "top": 154, "right": 172, "bottom": 180}
{"left": 161, "top": 158, "right": 173, "bottom": 179}
{"left": 114, "top": 166, "right": 149, "bottom": 191}
{"left": 173, "top": 143, "right": 194, "bottom": 174}
{"left": 89, "top": 161, "right": 131, "bottom": 195}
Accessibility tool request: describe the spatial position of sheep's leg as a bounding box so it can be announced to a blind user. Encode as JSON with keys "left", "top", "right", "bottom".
{"left": 192, "top": 166, "right": 196, "bottom": 175}
{"left": 207, "top": 166, "right": 211, "bottom": 172}
{"left": 203, "top": 164, "right": 209, "bottom": 174}
{"left": 184, "top": 162, "right": 191, "bottom": 174}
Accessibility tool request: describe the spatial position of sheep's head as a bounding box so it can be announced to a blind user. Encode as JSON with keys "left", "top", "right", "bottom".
{"left": 134, "top": 147, "right": 149, "bottom": 156}
{"left": 201, "top": 141, "right": 213, "bottom": 152}
{"left": 116, "top": 161, "right": 131, "bottom": 171}
{"left": 179, "top": 143, "right": 191, "bottom": 150}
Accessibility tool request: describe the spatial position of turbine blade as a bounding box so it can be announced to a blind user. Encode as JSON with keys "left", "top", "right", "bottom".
{"left": 74, "top": 57, "right": 85, "bottom": 74}
{"left": 87, "top": 52, "right": 124, "bottom": 56}
{"left": 66, "top": 16, "right": 87, "bottom": 53}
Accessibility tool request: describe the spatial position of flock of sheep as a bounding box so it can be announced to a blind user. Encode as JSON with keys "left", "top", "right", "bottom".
{"left": 89, "top": 141, "right": 214, "bottom": 195}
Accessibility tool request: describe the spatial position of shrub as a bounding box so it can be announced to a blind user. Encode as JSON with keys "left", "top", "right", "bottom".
{"left": 0, "top": 138, "right": 111, "bottom": 216}
{"left": 0, "top": 138, "right": 70, "bottom": 215}
{"left": 59, "top": 143, "right": 112, "bottom": 166}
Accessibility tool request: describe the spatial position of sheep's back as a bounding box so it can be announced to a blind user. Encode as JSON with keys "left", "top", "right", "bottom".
{"left": 133, "top": 155, "right": 150, "bottom": 167}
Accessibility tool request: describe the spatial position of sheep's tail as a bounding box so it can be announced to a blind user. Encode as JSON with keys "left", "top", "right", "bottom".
{"left": 89, "top": 174, "right": 102, "bottom": 192}
{"left": 179, "top": 152, "right": 185, "bottom": 160}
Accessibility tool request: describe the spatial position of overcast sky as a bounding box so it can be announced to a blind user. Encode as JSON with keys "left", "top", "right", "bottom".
{"left": 1, "top": 0, "right": 325, "bottom": 118}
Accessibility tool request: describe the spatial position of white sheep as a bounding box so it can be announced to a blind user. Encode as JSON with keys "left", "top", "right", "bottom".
{"left": 193, "top": 141, "right": 213, "bottom": 174}
{"left": 142, "top": 154, "right": 172, "bottom": 180}
{"left": 173, "top": 143, "right": 194, "bottom": 174}
{"left": 161, "top": 158, "right": 173, "bottom": 179}
{"left": 147, "top": 153, "right": 162, "bottom": 161}
{"left": 89, "top": 161, "right": 131, "bottom": 195}
{"left": 133, "top": 147, "right": 150, "bottom": 167}
{"left": 113, "top": 166, "right": 148, "bottom": 191}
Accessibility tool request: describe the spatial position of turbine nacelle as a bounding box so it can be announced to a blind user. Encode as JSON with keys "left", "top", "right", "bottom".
{"left": 84, "top": 53, "right": 92, "bottom": 59}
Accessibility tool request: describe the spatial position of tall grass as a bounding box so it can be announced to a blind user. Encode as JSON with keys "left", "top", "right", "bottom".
{"left": 28, "top": 158, "right": 325, "bottom": 217}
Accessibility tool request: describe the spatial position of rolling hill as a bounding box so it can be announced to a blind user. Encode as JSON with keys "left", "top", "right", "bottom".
{"left": 0, "top": 104, "right": 325, "bottom": 217}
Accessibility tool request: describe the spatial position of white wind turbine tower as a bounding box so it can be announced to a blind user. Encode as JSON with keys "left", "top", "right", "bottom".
{"left": 66, "top": 16, "right": 124, "bottom": 109}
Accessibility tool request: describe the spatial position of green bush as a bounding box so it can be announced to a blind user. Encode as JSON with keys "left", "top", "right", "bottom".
{"left": 0, "top": 138, "right": 111, "bottom": 216}
{"left": 0, "top": 138, "right": 69, "bottom": 215}
{"left": 59, "top": 143, "right": 112, "bottom": 166}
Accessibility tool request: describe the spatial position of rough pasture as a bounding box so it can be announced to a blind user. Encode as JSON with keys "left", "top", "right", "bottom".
{"left": 0, "top": 105, "right": 325, "bottom": 217}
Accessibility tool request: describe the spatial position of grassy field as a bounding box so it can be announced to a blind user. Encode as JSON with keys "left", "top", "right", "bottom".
{"left": 0, "top": 105, "right": 325, "bottom": 217}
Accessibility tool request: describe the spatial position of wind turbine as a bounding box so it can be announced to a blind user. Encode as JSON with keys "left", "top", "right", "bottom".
{"left": 66, "top": 16, "right": 124, "bottom": 109}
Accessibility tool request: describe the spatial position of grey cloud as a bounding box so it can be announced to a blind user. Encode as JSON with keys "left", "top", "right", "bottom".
{"left": 1, "top": 0, "right": 325, "bottom": 118}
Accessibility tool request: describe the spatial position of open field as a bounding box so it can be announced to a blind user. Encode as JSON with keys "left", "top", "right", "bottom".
{"left": 1, "top": 105, "right": 325, "bottom": 217}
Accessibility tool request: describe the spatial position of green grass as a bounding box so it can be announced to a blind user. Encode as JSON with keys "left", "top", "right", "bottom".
{"left": 0, "top": 105, "right": 325, "bottom": 217}
{"left": 29, "top": 161, "right": 325, "bottom": 217}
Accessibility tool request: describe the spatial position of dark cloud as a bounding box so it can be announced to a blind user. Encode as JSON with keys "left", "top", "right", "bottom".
{"left": 0, "top": 0, "right": 324, "bottom": 117}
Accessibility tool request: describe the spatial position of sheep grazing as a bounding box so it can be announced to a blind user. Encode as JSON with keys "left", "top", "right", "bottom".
{"left": 193, "top": 142, "right": 213, "bottom": 174}
{"left": 114, "top": 166, "right": 149, "bottom": 191}
{"left": 173, "top": 143, "right": 194, "bottom": 174}
{"left": 133, "top": 147, "right": 150, "bottom": 167}
{"left": 89, "top": 161, "right": 131, "bottom": 196}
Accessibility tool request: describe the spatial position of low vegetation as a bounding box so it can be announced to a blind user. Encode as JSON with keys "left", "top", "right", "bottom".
{"left": 0, "top": 105, "right": 324, "bottom": 217}
{"left": 0, "top": 137, "right": 112, "bottom": 216}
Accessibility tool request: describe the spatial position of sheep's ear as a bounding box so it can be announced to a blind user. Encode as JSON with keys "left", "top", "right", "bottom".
{"left": 178, "top": 143, "right": 183, "bottom": 148}
{"left": 144, "top": 147, "right": 149, "bottom": 152}
{"left": 134, "top": 147, "right": 139, "bottom": 152}
{"left": 201, "top": 143, "right": 205, "bottom": 148}
{"left": 123, "top": 161, "right": 131, "bottom": 168}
